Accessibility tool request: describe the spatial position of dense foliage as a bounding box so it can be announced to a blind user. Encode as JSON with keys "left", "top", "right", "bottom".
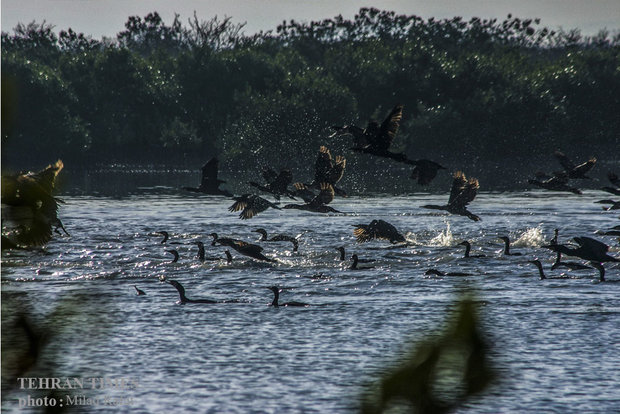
{"left": 2, "top": 9, "right": 619, "bottom": 190}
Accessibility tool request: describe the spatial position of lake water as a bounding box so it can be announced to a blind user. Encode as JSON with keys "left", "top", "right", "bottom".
{"left": 2, "top": 190, "right": 619, "bottom": 413}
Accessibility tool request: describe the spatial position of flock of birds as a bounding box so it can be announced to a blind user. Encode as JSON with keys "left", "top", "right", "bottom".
{"left": 183, "top": 104, "right": 481, "bottom": 222}
{"left": 1, "top": 103, "right": 619, "bottom": 306}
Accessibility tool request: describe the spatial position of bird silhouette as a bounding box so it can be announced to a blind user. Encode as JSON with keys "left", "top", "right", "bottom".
{"left": 421, "top": 171, "right": 481, "bottom": 221}
{"left": 553, "top": 150, "right": 596, "bottom": 179}
{"left": 228, "top": 194, "right": 281, "bottom": 219}
{"left": 1, "top": 160, "right": 67, "bottom": 247}
{"left": 353, "top": 219, "right": 406, "bottom": 243}
{"left": 182, "top": 158, "right": 232, "bottom": 196}
{"left": 248, "top": 167, "right": 297, "bottom": 200}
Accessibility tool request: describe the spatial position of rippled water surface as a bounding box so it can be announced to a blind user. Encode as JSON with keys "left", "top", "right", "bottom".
{"left": 2, "top": 191, "right": 619, "bottom": 413}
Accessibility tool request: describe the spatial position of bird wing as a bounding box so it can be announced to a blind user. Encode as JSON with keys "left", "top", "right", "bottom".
{"left": 572, "top": 158, "right": 596, "bottom": 176}
{"left": 271, "top": 169, "right": 293, "bottom": 192}
{"left": 353, "top": 224, "right": 372, "bottom": 243}
{"left": 314, "top": 146, "right": 333, "bottom": 183}
{"left": 228, "top": 196, "right": 250, "bottom": 212}
{"left": 374, "top": 219, "right": 404, "bottom": 242}
{"left": 232, "top": 240, "right": 264, "bottom": 253}
{"left": 553, "top": 151, "right": 575, "bottom": 171}
{"left": 544, "top": 173, "right": 569, "bottom": 185}
{"left": 261, "top": 167, "right": 279, "bottom": 184}
{"left": 377, "top": 104, "right": 403, "bottom": 149}
{"left": 574, "top": 236, "right": 609, "bottom": 255}
{"left": 449, "top": 174, "right": 479, "bottom": 208}
{"left": 447, "top": 171, "right": 468, "bottom": 205}
{"left": 201, "top": 158, "right": 220, "bottom": 185}
{"left": 310, "top": 183, "right": 335, "bottom": 206}
{"left": 328, "top": 155, "right": 346, "bottom": 184}
{"left": 410, "top": 160, "right": 441, "bottom": 185}
{"left": 28, "top": 160, "right": 64, "bottom": 194}
{"left": 292, "top": 182, "right": 316, "bottom": 203}
{"left": 240, "top": 196, "right": 275, "bottom": 219}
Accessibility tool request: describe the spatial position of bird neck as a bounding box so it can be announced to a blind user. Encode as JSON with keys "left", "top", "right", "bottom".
{"left": 503, "top": 240, "right": 511, "bottom": 255}
{"left": 553, "top": 251, "right": 561, "bottom": 265}
{"left": 271, "top": 290, "right": 279, "bottom": 307}
{"left": 594, "top": 264, "right": 605, "bottom": 282}
{"left": 171, "top": 282, "right": 189, "bottom": 303}
{"left": 463, "top": 243, "right": 471, "bottom": 258}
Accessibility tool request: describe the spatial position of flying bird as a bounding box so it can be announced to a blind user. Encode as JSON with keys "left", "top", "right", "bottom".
{"left": 353, "top": 219, "right": 406, "bottom": 243}
{"left": 182, "top": 158, "right": 232, "bottom": 196}
{"left": 284, "top": 183, "right": 342, "bottom": 214}
{"left": 553, "top": 150, "right": 596, "bottom": 179}
{"left": 248, "top": 167, "right": 296, "bottom": 200}
{"left": 421, "top": 171, "right": 481, "bottom": 221}
{"left": 527, "top": 173, "right": 581, "bottom": 194}
{"left": 228, "top": 194, "right": 281, "bottom": 219}
{"left": 1, "top": 159, "right": 67, "bottom": 247}
{"left": 331, "top": 104, "right": 413, "bottom": 164}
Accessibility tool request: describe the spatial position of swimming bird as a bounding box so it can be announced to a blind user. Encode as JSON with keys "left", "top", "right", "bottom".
{"left": 421, "top": 171, "right": 481, "bottom": 221}
{"left": 350, "top": 254, "right": 375, "bottom": 270}
{"left": 268, "top": 286, "right": 309, "bottom": 307}
{"left": 182, "top": 157, "right": 232, "bottom": 196}
{"left": 549, "top": 228, "right": 559, "bottom": 245}
{"left": 353, "top": 220, "right": 406, "bottom": 243}
{"left": 553, "top": 150, "right": 596, "bottom": 179}
{"left": 192, "top": 241, "right": 222, "bottom": 262}
{"left": 134, "top": 285, "right": 146, "bottom": 296}
{"left": 166, "top": 249, "right": 180, "bottom": 263}
{"left": 499, "top": 236, "right": 522, "bottom": 256}
{"left": 254, "top": 228, "right": 299, "bottom": 252}
{"left": 228, "top": 194, "right": 281, "bottom": 219}
{"left": 283, "top": 183, "right": 342, "bottom": 214}
{"left": 307, "top": 146, "right": 347, "bottom": 196}
{"left": 336, "top": 247, "right": 376, "bottom": 263}
{"left": 529, "top": 260, "right": 568, "bottom": 280}
{"left": 601, "top": 172, "right": 620, "bottom": 196}
{"left": 330, "top": 104, "right": 413, "bottom": 164}
{"left": 1, "top": 160, "right": 66, "bottom": 247}
{"left": 425, "top": 269, "right": 472, "bottom": 276}
{"left": 165, "top": 280, "right": 217, "bottom": 304}
{"left": 542, "top": 236, "right": 619, "bottom": 263}
{"left": 410, "top": 159, "right": 447, "bottom": 185}
{"left": 156, "top": 231, "right": 169, "bottom": 244}
{"left": 248, "top": 167, "right": 297, "bottom": 200}
{"left": 458, "top": 241, "right": 485, "bottom": 258}
{"left": 212, "top": 233, "right": 275, "bottom": 262}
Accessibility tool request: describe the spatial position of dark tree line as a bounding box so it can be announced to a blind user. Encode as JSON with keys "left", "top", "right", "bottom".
{"left": 2, "top": 8, "right": 619, "bottom": 190}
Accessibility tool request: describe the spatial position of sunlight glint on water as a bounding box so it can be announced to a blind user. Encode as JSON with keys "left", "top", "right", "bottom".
{"left": 1, "top": 191, "right": 619, "bottom": 412}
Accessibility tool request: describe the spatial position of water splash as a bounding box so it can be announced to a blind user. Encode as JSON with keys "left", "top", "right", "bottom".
{"left": 429, "top": 222, "right": 454, "bottom": 246}
{"left": 404, "top": 232, "right": 419, "bottom": 245}
{"left": 513, "top": 227, "right": 545, "bottom": 247}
